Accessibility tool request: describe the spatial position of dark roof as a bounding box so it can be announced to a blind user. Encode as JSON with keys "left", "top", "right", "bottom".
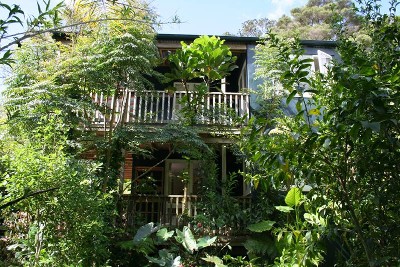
{"left": 156, "top": 33, "right": 259, "bottom": 44}
{"left": 156, "top": 33, "right": 337, "bottom": 47}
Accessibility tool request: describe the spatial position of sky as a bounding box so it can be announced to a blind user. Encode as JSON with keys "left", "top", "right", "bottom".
{"left": 1, "top": 0, "right": 398, "bottom": 36}
{"left": 150, "top": 0, "right": 307, "bottom": 35}
{"left": 1, "top": 0, "right": 309, "bottom": 36}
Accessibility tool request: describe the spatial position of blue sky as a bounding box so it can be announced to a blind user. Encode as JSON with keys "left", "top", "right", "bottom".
{"left": 0, "top": 0, "right": 398, "bottom": 36}
{"left": 2, "top": 0, "right": 308, "bottom": 36}
{"left": 151, "top": 0, "right": 307, "bottom": 35}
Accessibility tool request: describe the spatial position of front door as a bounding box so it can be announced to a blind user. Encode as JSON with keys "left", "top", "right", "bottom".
{"left": 164, "top": 159, "right": 201, "bottom": 195}
{"left": 164, "top": 160, "right": 202, "bottom": 225}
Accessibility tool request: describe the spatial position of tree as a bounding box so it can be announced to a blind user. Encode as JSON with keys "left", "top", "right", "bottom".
{"left": 240, "top": 0, "right": 400, "bottom": 266}
{"left": 0, "top": 0, "right": 177, "bottom": 67}
{"left": 236, "top": 0, "right": 362, "bottom": 40}
{"left": 275, "top": 0, "right": 361, "bottom": 40}
{"left": 0, "top": 127, "right": 112, "bottom": 265}
{"left": 165, "top": 35, "right": 237, "bottom": 125}
{"left": 0, "top": 0, "right": 63, "bottom": 66}
{"left": 238, "top": 18, "right": 275, "bottom": 37}
{"left": 1, "top": 0, "right": 164, "bottom": 265}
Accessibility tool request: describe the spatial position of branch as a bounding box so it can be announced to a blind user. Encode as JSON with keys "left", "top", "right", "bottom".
{"left": 123, "top": 148, "right": 175, "bottom": 193}
{"left": 135, "top": 148, "right": 175, "bottom": 181}
{"left": 0, "top": 187, "right": 59, "bottom": 210}
{"left": 0, "top": 17, "right": 176, "bottom": 53}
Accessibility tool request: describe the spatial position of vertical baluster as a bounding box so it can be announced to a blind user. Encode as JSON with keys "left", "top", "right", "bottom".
{"left": 167, "top": 93, "right": 171, "bottom": 121}
{"left": 178, "top": 92, "right": 182, "bottom": 118}
{"left": 161, "top": 92, "right": 165, "bottom": 123}
{"left": 240, "top": 94, "right": 244, "bottom": 118}
{"left": 218, "top": 94, "right": 222, "bottom": 124}
{"left": 210, "top": 94, "right": 214, "bottom": 124}
{"left": 229, "top": 94, "right": 233, "bottom": 124}
{"left": 235, "top": 95, "right": 239, "bottom": 117}
{"left": 156, "top": 92, "right": 160, "bottom": 123}
{"left": 245, "top": 94, "right": 250, "bottom": 122}
{"left": 172, "top": 91, "right": 177, "bottom": 120}
{"left": 168, "top": 197, "right": 172, "bottom": 226}
{"left": 144, "top": 92, "right": 148, "bottom": 122}
{"left": 132, "top": 91, "right": 137, "bottom": 122}
{"left": 201, "top": 94, "right": 205, "bottom": 124}
{"left": 115, "top": 93, "right": 120, "bottom": 123}
{"left": 138, "top": 95, "right": 142, "bottom": 123}
{"left": 149, "top": 93, "right": 154, "bottom": 122}
{"left": 187, "top": 197, "right": 191, "bottom": 217}
{"left": 207, "top": 94, "right": 210, "bottom": 124}
{"left": 110, "top": 95, "right": 115, "bottom": 124}
{"left": 93, "top": 93, "right": 98, "bottom": 123}
{"left": 126, "top": 91, "right": 131, "bottom": 123}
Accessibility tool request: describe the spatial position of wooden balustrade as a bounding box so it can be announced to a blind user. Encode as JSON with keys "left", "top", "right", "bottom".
{"left": 121, "top": 194, "right": 252, "bottom": 230}
{"left": 122, "top": 194, "right": 199, "bottom": 227}
{"left": 91, "top": 90, "right": 249, "bottom": 126}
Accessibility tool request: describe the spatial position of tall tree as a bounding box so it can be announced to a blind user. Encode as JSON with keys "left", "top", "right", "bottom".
{"left": 238, "top": 18, "right": 275, "bottom": 37}
{"left": 274, "top": 0, "right": 360, "bottom": 40}
{"left": 1, "top": 0, "right": 162, "bottom": 265}
{"left": 236, "top": 0, "right": 361, "bottom": 40}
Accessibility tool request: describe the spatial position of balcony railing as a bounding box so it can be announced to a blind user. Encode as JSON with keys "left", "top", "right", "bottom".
{"left": 121, "top": 194, "right": 252, "bottom": 231}
{"left": 122, "top": 194, "right": 198, "bottom": 227}
{"left": 91, "top": 90, "right": 249, "bottom": 126}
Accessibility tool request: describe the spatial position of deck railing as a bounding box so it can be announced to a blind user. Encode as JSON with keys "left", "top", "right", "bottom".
{"left": 91, "top": 90, "right": 249, "bottom": 126}
{"left": 121, "top": 194, "right": 252, "bottom": 230}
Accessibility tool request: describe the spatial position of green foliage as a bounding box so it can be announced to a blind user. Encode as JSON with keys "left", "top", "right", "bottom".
{"left": 241, "top": 1, "right": 400, "bottom": 266}
{"left": 166, "top": 35, "right": 237, "bottom": 125}
{"left": 133, "top": 222, "right": 159, "bottom": 242}
{"left": 236, "top": 0, "right": 362, "bottom": 40}
{"left": 0, "top": 135, "right": 112, "bottom": 266}
{"left": 1, "top": 1, "right": 164, "bottom": 266}
{"left": 117, "top": 123, "right": 213, "bottom": 160}
{"left": 194, "top": 165, "right": 256, "bottom": 232}
{"left": 0, "top": 1, "right": 63, "bottom": 66}
{"left": 168, "top": 35, "right": 237, "bottom": 85}
{"left": 285, "top": 187, "right": 303, "bottom": 207}
{"left": 132, "top": 224, "right": 218, "bottom": 266}
{"left": 243, "top": 234, "right": 276, "bottom": 261}
{"left": 238, "top": 18, "right": 275, "bottom": 37}
{"left": 247, "top": 220, "right": 275, "bottom": 233}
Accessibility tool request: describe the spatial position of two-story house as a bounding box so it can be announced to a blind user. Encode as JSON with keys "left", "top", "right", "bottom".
{"left": 90, "top": 33, "right": 337, "bottom": 229}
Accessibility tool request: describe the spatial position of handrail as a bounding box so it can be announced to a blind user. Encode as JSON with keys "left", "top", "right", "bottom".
{"left": 91, "top": 90, "right": 250, "bottom": 126}
{"left": 121, "top": 194, "right": 252, "bottom": 230}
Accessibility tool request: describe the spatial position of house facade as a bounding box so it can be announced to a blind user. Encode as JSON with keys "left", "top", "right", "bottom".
{"left": 90, "top": 34, "right": 337, "bottom": 229}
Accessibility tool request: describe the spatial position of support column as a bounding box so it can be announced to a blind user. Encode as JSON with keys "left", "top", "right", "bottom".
{"left": 221, "top": 78, "right": 226, "bottom": 93}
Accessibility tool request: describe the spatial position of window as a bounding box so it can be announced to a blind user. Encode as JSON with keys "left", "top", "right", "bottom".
{"left": 133, "top": 167, "right": 164, "bottom": 195}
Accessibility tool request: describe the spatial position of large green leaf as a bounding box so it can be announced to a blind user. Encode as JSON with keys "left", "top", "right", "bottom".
{"left": 175, "top": 226, "right": 197, "bottom": 253}
{"left": 133, "top": 222, "right": 158, "bottom": 242}
{"left": 202, "top": 255, "right": 227, "bottom": 267}
{"left": 275, "top": 205, "right": 294, "bottom": 213}
{"left": 197, "top": 236, "right": 217, "bottom": 249}
{"left": 247, "top": 220, "right": 276, "bottom": 233}
{"left": 285, "top": 187, "right": 302, "bottom": 207}
{"left": 147, "top": 249, "right": 181, "bottom": 267}
{"left": 156, "top": 228, "right": 175, "bottom": 242}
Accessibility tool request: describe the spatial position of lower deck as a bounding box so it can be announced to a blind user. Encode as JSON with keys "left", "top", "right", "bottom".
{"left": 120, "top": 194, "right": 252, "bottom": 237}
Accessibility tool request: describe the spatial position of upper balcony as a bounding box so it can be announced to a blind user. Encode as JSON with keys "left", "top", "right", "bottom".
{"left": 91, "top": 89, "right": 249, "bottom": 127}
{"left": 90, "top": 35, "right": 255, "bottom": 129}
